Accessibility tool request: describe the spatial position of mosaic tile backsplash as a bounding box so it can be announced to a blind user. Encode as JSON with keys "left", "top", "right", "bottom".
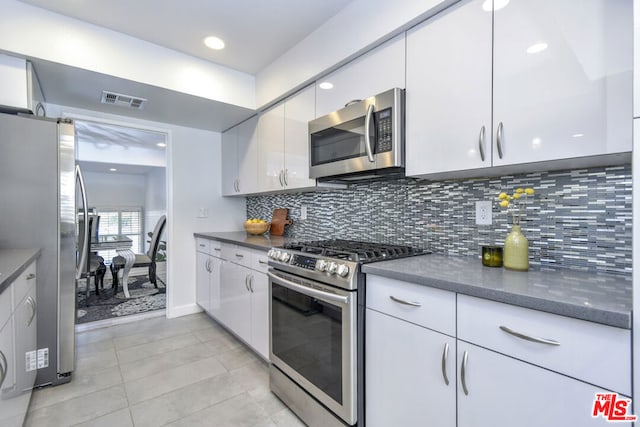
{"left": 247, "top": 165, "right": 632, "bottom": 275}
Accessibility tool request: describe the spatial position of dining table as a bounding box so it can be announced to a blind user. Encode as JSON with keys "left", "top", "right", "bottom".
{"left": 91, "top": 235, "right": 135, "bottom": 298}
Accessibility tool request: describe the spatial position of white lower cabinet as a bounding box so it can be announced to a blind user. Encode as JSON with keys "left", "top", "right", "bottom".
{"left": 365, "top": 308, "right": 455, "bottom": 427}
{"left": 365, "top": 274, "right": 632, "bottom": 427}
{"left": 196, "top": 239, "right": 269, "bottom": 360}
{"left": 457, "top": 341, "right": 626, "bottom": 427}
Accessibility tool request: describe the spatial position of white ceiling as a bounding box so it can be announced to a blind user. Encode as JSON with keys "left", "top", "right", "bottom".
{"left": 18, "top": 0, "right": 354, "bottom": 75}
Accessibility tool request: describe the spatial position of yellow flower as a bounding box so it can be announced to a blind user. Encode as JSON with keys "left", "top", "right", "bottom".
{"left": 513, "top": 193, "right": 522, "bottom": 200}
{"left": 498, "top": 192, "right": 508, "bottom": 200}
{"left": 500, "top": 200, "right": 509, "bottom": 208}
{"left": 516, "top": 188, "right": 524, "bottom": 194}
{"left": 525, "top": 188, "right": 535, "bottom": 195}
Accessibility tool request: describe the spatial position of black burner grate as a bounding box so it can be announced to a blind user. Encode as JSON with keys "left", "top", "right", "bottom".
{"left": 283, "top": 239, "right": 427, "bottom": 263}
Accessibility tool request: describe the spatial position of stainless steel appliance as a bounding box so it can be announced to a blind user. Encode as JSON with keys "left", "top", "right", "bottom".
{"left": 267, "top": 240, "right": 425, "bottom": 426}
{"left": 0, "top": 113, "right": 84, "bottom": 387}
{"left": 309, "top": 88, "right": 405, "bottom": 181}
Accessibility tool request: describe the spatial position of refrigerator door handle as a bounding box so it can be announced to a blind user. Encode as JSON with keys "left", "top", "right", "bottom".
{"left": 76, "top": 165, "right": 89, "bottom": 280}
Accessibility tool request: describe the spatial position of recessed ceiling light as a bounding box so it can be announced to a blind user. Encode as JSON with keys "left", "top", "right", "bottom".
{"left": 204, "top": 36, "right": 225, "bottom": 50}
{"left": 319, "top": 81, "right": 334, "bottom": 90}
{"left": 109, "top": 168, "right": 117, "bottom": 172}
{"left": 572, "top": 133, "right": 584, "bottom": 138}
{"left": 482, "top": 0, "right": 509, "bottom": 12}
{"left": 157, "top": 142, "right": 167, "bottom": 148}
{"left": 526, "top": 42, "right": 548, "bottom": 54}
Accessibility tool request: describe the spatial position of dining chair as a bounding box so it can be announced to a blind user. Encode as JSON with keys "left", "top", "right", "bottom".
{"left": 79, "top": 215, "right": 107, "bottom": 301}
{"left": 110, "top": 215, "right": 167, "bottom": 295}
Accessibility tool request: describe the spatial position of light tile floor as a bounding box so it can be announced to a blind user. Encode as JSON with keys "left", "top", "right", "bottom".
{"left": 25, "top": 313, "right": 306, "bottom": 427}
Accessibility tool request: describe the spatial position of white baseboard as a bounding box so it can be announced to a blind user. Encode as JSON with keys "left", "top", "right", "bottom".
{"left": 167, "top": 303, "right": 203, "bottom": 319}
{"left": 75, "top": 309, "right": 166, "bottom": 332}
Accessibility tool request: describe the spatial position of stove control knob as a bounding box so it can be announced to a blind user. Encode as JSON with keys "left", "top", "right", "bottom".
{"left": 328, "top": 262, "right": 338, "bottom": 275}
{"left": 273, "top": 250, "right": 282, "bottom": 260}
{"left": 279, "top": 251, "right": 291, "bottom": 262}
{"left": 267, "top": 249, "right": 276, "bottom": 259}
{"left": 337, "top": 264, "right": 350, "bottom": 277}
{"left": 316, "top": 260, "right": 328, "bottom": 272}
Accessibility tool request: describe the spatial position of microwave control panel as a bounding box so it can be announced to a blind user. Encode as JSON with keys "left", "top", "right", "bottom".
{"left": 376, "top": 108, "right": 393, "bottom": 153}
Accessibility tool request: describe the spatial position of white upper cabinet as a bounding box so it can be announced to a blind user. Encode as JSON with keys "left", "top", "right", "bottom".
{"left": 257, "top": 84, "right": 316, "bottom": 193}
{"left": 258, "top": 103, "right": 285, "bottom": 192}
{"left": 315, "top": 33, "right": 406, "bottom": 118}
{"left": 283, "top": 85, "right": 316, "bottom": 190}
{"left": 492, "top": 0, "right": 632, "bottom": 165}
{"left": 221, "top": 127, "right": 238, "bottom": 196}
{"left": 406, "top": 1, "right": 492, "bottom": 176}
{"left": 406, "top": 0, "right": 633, "bottom": 178}
{"left": 236, "top": 116, "right": 259, "bottom": 195}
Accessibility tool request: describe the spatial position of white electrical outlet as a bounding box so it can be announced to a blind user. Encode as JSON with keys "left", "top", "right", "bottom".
{"left": 300, "top": 205, "right": 308, "bottom": 220}
{"left": 475, "top": 201, "right": 492, "bottom": 225}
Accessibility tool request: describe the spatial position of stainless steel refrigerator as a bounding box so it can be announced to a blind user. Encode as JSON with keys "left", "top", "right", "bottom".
{"left": 0, "top": 113, "right": 85, "bottom": 387}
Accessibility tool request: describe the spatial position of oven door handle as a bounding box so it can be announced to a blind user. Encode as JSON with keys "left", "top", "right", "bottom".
{"left": 267, "top": 272, "right": 349, "bottom": 305}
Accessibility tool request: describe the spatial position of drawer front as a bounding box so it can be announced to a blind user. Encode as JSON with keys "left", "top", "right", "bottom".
{"left": 209, "top": 240, "right": 222, "bottom": 257}
{"left": 250, "top": 250, "right": 269, "bottom": 274}
{"left": 366, "top": 275, "right": 456, "bottom": 337}
{"left": 223, "top": 244, "right": 250, "bottom": 267}
{"left": 457, "top": 294, "right": 631, "bottom": 395}
{"left": 195, "top": 238, "right": 210, "bottom": 254}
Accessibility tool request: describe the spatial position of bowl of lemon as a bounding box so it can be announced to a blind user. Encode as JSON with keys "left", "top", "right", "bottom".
{"left": 243, "top": 218, "right": 271, "bottom": 235}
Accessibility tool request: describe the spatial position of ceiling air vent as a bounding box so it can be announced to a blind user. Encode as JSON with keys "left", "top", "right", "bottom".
{"left": 100, "top": 91, "right": 147, "bottom": 109}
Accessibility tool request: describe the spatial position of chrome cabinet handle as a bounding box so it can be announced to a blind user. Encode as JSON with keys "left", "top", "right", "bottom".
{"left": 283, "top": 169, "right": 289, "bottom": 186}
{"left": 234, "top": 179, "right": 240, "bottom": 193}
{"left": 0, "top": 350, "right": 6, "bottom": 388}
{"left": 496, "top": 122, "right": 504, "bottom": 159}
{"left": 441, "top": 342, "right": 450, "bottom": 386}
{"left": 249, "top": 274, "right": 254, "bottom": 293}
{"left": 389, "top": 295, "right": 422, "bottom": 307}
{"left": 213, "top": 248, "right": 221, "bottom": 252}
{"left": 478, "top": 126, "right": 486, "bottom": 162}
{"left": 499, "top": 325, "right": 561, "bottom": 346}
{"left": 235, "top": 253, "right": 244, "bottom": 258}
{"left": 364, "top": 104, "right": 375, "bottom": 163}
{"left": 26, "top": 296, "right": 36, "bottom": 326}
{"left": 26, "top": 273, "right": 36, "bottom": 280}
{"left": 278, "top": 170, "right": 284, "bottom": 187}
{"left": 461, "top": 350, "right": 469, "bottom": 395}
{"left": 258, "top": 260, "right": 268, "bottom": 265}
{"left": 245, "top": 274, "right": 250, "bottom": 292}
{"left": 198, "top": 243, "right": 206, "bottom": 248}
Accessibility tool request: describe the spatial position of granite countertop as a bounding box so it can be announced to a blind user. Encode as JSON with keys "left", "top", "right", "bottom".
{"left": 362, "top": 254, "right": 632, "bottom": 329}
{"left": 194, "top": 231, "right": 299, "bottom": 251}
{"left": 0, "top": 248, "right": 41, "bottom": 295}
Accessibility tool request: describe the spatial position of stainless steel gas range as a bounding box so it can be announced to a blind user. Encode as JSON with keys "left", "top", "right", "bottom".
{"left": 266, "top": 240, "right": 425, "bottom": 427}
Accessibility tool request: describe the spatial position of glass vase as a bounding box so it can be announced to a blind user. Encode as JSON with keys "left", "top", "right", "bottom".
{"left": 503, "top": 225, "right": 529, "bottom": 271}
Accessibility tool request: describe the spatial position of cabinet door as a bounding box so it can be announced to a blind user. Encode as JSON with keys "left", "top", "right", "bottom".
{"left": 405, "top": 0, "right": 492, "bottom": 177}
{"left": 257, "top": 104, "right": 285, "bottom": 192}
{"left": 492, "top": 0, "right": 632, "bottom": 165}
{"left": 237, "top": 116, "right": 259, "bottom": 195}
{"left": 196, "top": 252, "right": 211, "bottom": 313}
{"left": 365, "top": 309, "right": 456, "bottom": 427}
{"left": 249, "top": 271, "right": 269, "bottom": 360}
{"left": 0, "top": 316, "right": 14, "bottom": 396}
{"left": 315, "top": 34, "right": 406, "bottom": 118}
{"left": 457, "top": 341, "right": 627, "bottom": 427}
{"left": 284, "top": 85, "right": 316, "bottom": 190}
{"left": 221, "top": 127, "right": 239, "bottom": 196}
{"left": 220, "top": 262, "right": 251, "bottom": 343}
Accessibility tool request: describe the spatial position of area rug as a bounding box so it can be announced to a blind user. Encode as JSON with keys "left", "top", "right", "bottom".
{"left": 76, "top": 274, "right": 166, "bottom": 324}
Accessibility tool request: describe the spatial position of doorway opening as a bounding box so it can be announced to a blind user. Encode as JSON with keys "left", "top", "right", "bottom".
{"left": 74, "top": 119, "right": 168, "bottom": 325}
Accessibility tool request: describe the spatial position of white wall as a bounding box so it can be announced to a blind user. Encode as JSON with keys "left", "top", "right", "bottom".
{"left": 47, "top": 103, "right": 247, "bottom": 318}
{"left": 0, "top": 0, "right": 255, "bottom": 109}
{"left": 256, "top": 0, "right": 453, "bottom": 107}
{"left": 84, "top": 171, "right": 146, "bottom": 208}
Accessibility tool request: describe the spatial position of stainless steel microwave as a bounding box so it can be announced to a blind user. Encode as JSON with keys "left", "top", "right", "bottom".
{"left": 308, "top": 88, "right": 405, "bottom": 181}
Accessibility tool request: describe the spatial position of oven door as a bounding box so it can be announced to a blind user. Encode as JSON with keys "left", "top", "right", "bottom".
{"left": 268, "top": 269, "right": 357, "bottom": 425}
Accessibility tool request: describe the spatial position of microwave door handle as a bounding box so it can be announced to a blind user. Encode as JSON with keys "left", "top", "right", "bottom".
{"left": 364, "top": 103, "right": 375, "bottom": 163}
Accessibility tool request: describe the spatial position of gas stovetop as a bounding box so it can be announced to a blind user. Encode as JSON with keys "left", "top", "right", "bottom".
{"left": 282, "top": 239, "right": 427, "bottom": 263}
{"left": 267, "top": 240, "right": 428, "bottom": 290}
